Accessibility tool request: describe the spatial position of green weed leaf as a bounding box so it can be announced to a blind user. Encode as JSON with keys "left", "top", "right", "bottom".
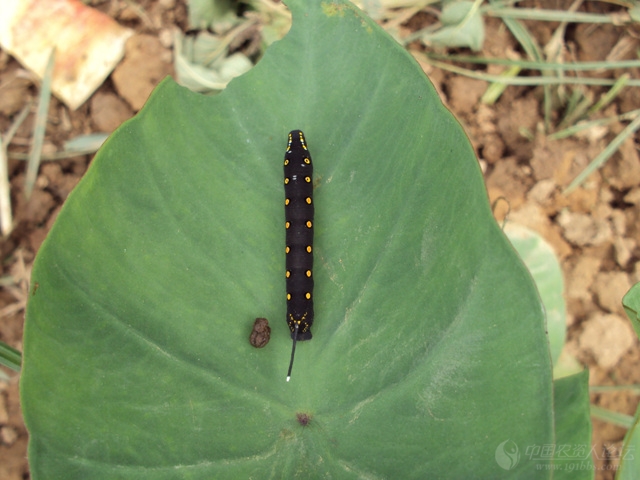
{"left": 423, "top": 1, "right": 485, "bottom": 51}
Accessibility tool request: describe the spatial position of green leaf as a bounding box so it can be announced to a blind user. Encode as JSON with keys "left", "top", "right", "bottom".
{"left": 504, "top": 223, "right": 566, "bottom": 366}
{"left": 187, "top": 0, "right": 237, "bottom": 31}
{"left": 617, "top": 400, "right": 640, "bottom": 479}
{"left": 622, "top": 282, "right": 640, "bottom": 340}
{"left": 0, "top": 340, "right": 21, "bottom": 372}
{"left": 22, "top": 0, "right": 553, "bottom": 477}
{"left": 423, "top": 1, "right": 485, "bottom": 51}
{"left": 617, "top": 282, "right": 640, "bottom": 479}
{"left": 174, "top": 30, "right": 253, "bottom": 93}
{"left": 552, "top": 370, "right": 593, "bottom": 479}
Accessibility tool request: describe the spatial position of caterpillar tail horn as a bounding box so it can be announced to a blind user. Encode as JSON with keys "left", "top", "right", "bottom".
{"left": 286, "top": 323, "right": 299, "bottom": 382}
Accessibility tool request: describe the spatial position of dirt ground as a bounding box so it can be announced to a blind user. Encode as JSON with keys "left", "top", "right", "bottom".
{"left": 0, "top": 1, "right": 638, "bottom": 478}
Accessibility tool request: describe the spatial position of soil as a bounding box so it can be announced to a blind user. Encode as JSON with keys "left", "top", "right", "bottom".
{"left": 0, "top": 1, "right": 638, "bottom": 478}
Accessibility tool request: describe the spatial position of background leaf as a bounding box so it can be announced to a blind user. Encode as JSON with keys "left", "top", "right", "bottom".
{"left": 22, "top": 0, "right": 553, "bottom": 477}
{"left": 504, "top": 223, "right": 566, "bottom": 366}
{"left": 423, "top": 1, "right": 485, "bottom": 51}
{"left": 617, "top": 282, "right": 640, "bottom": 479}
{"left": 174, "top": 30, "right": 253, "bottom": 93}
{"left": 552, "top": 370, "right": 593, "bottom": 479}
{"left": 187, "top": 0, "right": 237, "bottom": 31}
{"left": 617, "top": 400, "right": 640, "bottom": 480}
{"left": 623, "top": 282, "right": 640, "bottom": 339}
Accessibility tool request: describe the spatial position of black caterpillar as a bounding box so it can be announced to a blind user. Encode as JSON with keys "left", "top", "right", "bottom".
{"left": 284, "top": 130, "right": 314, "bottom": 381}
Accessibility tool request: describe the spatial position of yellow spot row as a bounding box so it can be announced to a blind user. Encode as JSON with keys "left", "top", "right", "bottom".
{"left": 284, "top": 221, "right": 313, "bottom": 229}
{"left": 285, "top": 270, "right": 312, "bottom": 278}
{"left": 286, "top": 293, "right": 312, "bottom": 301}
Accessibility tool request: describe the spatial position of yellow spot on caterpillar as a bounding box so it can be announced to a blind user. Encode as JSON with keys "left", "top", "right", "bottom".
{"left": 306, "top": 270, "right": 312, "bottom": 277}
{"left": 286, "top": 221, "right": 290, "bottom": 229}
{"left": 289, "top": 311, "right": 307, "bottom": 324}
{"left": 286, "top": 246, "right": 290, "bottom": 254}
{"left": 305, "top": 176, "right": 311, "bottom": 183}
{"left": 284, "top": 159, "right": 289, "bottom": 166}
{"left": 305, "top": 197, "right": 312, "bottom": 205}
{"left": 287, "top": 293, "right": 291, "bottom": 300}
{"left": 306, "top": 220, "right": 312, "bottom": 228}
{"left": 306, "top": 246, "right": 312, "bottom": 253}
{"left": 304, "top": 157, "right": 311, "bottom": 164}
{"left": 284, "top": 178, "right": 289, "bottom": 184}
{"left": 286, "top": 271, "right": 291, "bottom": 278}
{"left": 285, "top": 198, "right": 290, "bottom": 206}
{"left": 305, "top": 292, "right": 311, "bottom": 300}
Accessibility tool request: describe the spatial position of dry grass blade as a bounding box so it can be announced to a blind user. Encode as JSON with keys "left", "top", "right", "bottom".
{"left": 424, "top": 54, "right": 640, "bottom": 71}
{"left": 483, "top": 6, "right": 631, "bottom": 24}
{"left": 590, "top": 405, "right": 634, "bottom": 429}
{"left": 419, "top": 57, "right": 640, "bottom": 86}
{"left": 549, "top": 108, "right": 640, "bottom": 140}
{"left": 0, "top": 136, "right": 10, "bottom": 236}
{"left": 480, "top": 65, "right": 521, "bottom": 105}
{"left": 564, "top": 113, "right": 640, "bottom": 194}
{"left": 0, "top": 249, "right": 30, "bottom": 319}
{"left": 25, "top": 47, "right": 56, "bottom": 200}
{"left": 587, "top": 73, "right": 630, "bottom": 116}
{"left": 0, "top": 100, "right": 32, "bottom": 236}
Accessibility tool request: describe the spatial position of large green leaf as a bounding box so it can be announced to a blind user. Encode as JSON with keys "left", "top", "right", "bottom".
{"left": 552, "top": 370, "right": 593, "bottom": 480}
{"left": 618, "top": 282, "right": 640, "bottom": 479}
{"left": 22, "top": 0, "right": 553, "bottom": 477}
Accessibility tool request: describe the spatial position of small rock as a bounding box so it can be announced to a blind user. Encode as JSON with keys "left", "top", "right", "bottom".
{"left": 476, "top": 103, "right": 497, "bottom": 134}
{"left": 496, "top": 97, "right": 538, "bottom": 150}
{"left": 509, "top": 203, "right": 572, "bottom": 258}
{"left": 480, "top": 133, "right": 505, "bottom": 164}
{"left": 613, "top": 236, "right": 635, "bottom": 268}
{"left": 158, "top": 28, "right": 175, "bottom": 49}
{"left": 485, "top": 157, "right": 531, "bottom": 210}
{"left": 610, "top": 209, "right": 627, "bottom": 236}
{"left": 90, "top": 91, "right": 134, "bottom": 132}
{"left": 593, "top": 271, "right": 632, "bottom": 315}
{"left": 565, "top": 256, "right": 602, "bottom": 303}
{"left": 565, "top": 180, "right": 600, "bottom": 213}
{"left": 528, "top": 179, "right": 556, "bottom": 206}
{"left": 448, "top": 77, "right": 486, "bottom": 115}
{"left": 0, "top": 426, "right": 17, "bottom": 446}
{"left": 41, "top": 163, "right": 80, "bottom": 200}
{"left": 623, "top": 187, "right": 640, "bottom": 205}
{"left": 556, "top": 209, "right": 612, "bottom": 246}
{"left": 603, "top": 136, "right": 640, "bottom": 190}
{"left": 112, "top": 35, "right": 175, "bottom": 111}
{"left": 530, "top": 136, "right": 594, "bottom": 185}
{"left": 0, "top": 75, "right": 32, "bottom": 116}
{"left": 579, "top": 312, "right": 634, "bottom": 369}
